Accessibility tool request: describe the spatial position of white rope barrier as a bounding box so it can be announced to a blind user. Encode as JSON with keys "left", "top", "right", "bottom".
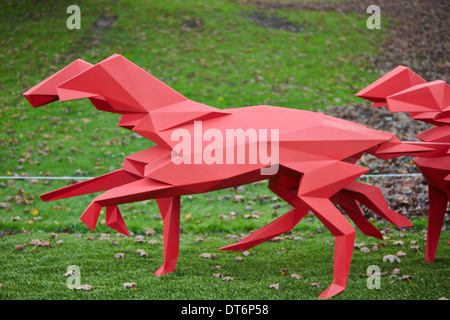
{"left": 0, "top": 173, "right": 425, "bottom": 181}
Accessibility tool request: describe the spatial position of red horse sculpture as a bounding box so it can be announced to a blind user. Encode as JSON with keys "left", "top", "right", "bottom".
{"left": 356, "top": 65, "right": 450, "bottom": 263}
{"left": 23, "top": 55, "right": 445, "bottom": 298}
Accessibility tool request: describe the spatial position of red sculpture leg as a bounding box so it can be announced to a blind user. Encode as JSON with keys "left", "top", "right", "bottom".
{"left": 40, "top": 169, "right": 140, "bottom": 201}
{"left": 80, "top": 201, "right": 102, "bottom": 231}
{"left": 425, "top": 185, "right": 448, "bottom": 262}
{"left": 154, "top": 197, "right": 181, "bottom": 276}
{"left": 342, "top": 181, "right": 413, "bottom": 228}
{"left": 331, "top": 191, "right": 384, "bottom": 240}
{"left": 221, "top": 175, "right": 308, "bottom": 251}
{"left": 220, "top": 207, "right": 309, "bottom": 251}
{"left": 105, "top": 205, "right": 129, "bottom": 236}
{"left": 300, "top": 196, "right": 356, "bottom": 299}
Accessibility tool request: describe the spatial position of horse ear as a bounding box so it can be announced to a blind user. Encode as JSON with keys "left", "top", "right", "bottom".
{"left": 355, "top": 66, "right": 427, "bottom": 107}
{"left": 23, "top": 59, "right": 93, "bottom": 108}
{"left": 386, "top": 80, "right": 449, "bottom": 113}
{"left": 56, "top": 63, "right": 102, "bottom": 102}
{"left": 94, "top": 54, "right": 187, "bottom": 111}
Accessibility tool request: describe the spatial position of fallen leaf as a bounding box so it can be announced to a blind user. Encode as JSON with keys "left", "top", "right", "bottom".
{"left": 123, "top": 282, "right": 137, "bottom": 289}
{"left": 309, "top": 283, "right": 320, "bottom": 287}
{"left": 281, "top": 268, "right": 288, "bottom": 276}
{"left": 30, "top": 239, "right": 41, "bottom": 246}
{"left": 145, "top": 227, "right": 156, "bottom": 237}
{"left": 291, "top": 274, "right": 303, "bottom": 280}
{"left": 148, "top": 239, "right": 158, "bottom": 245}
{"left": 134, "top": 249, "right": 148, "bottom": 257}
{"left": 212, "top": 273, "right": 222, "bottom": 278}
{"left": 393, "top": 241, "right": 404, "bottom": 247}
{"left": 398, "top": 275, "right": 412, "bottom": 282}
{"left": 235, "top": 256, "right": 243, "bottom": 262}
{"left": 269, "top": 283, "right": 279, "bottom": 289}
{"left": 383, "top": 255, "right": 401, "bottom": 263}
{"left": 360, "top": 247, "right": 371, "bottom": 253}
{"left": 135, "top": 235, "right": 145, "bottom": 243}
{"left": 114, "top": 253, "right": 125, "bottom": 259}
{"left": 30, "top": 208, "right": 39, "bottom": 216}
{"left": 392, "top": 268, "right": 401, "bottom": 275}
{"left": 198, "top": 253, "right": 217, "bottom": 259}
{"left": 15, "top": 245, "right": 25, "bottom": 251}
{"left": 39, "top": 241, "right": 53, "bottom": 247}
{"left": 64, "top": 270, "right": 75, "bottom": 277}
{"left": 354, "top": 242, "right": 368, "bottom": 248}
{"left": 76, "top": 285, "right": 92, "bottom": 291}
{"left": 396, "top": 251, "right": 407, "bottom": 257}
{"left": 222, "top": 277, "right": 234, "bottom": 281}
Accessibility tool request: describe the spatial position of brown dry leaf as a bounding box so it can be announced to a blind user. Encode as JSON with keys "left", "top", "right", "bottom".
{"left": 398, "top": 275, "right": 412, "bottom": 282}
{"left": 39, "top": 241, "right": 53, "bottom": 247}
{"left": 113, "top": 253, "right": 125, "bottom": 259}
{"left": 269, "top": 283, "right": 279, "bottom": 289}
{"left": 30, "top": 239, "right": 41, "bottom": 246}
{"left": 123, "top": 282, "right": 137, "bottom": 289}
{"left": 56, "top": 240, "right": 64, "bottom": 245}
{"left": 392, "top": 268, "right": 401, "bottom": 275}
{"left": 222, "top": 277, "right": 234, "bottom": 281}
{"left": 76, "top": 285, "right": 92, "bottom": 291}
{"left": 410, "top": 246, "right": 421, "bottom": 252}
{"left": 309, "top": 283, "right": 320, "bottom": 287}
{"left": 64, "top": 270, "right": 75, "bottom": 277}
{"left": 360, "top": 247, "right": 371, "bottom": 253}
{"left": 383, "top": 255, "right": 401, "bottom": 263}
{"left": 148, "top": 239, "right": 158, "bottom": 245}
{"left": 199, "top": 253, "right": 217, "bottom": 259}
{"left": 15, "top": 245, "right": 25, "bottom": 251}
{"left": 0, "top": 202, "right": 11, "bottom": 209}
{"left": 393, "top": 241, "right": 404, "bottom": 247}
{"left": 396, "top": 251, "right": 407, "bottom": 257}
{"left": 194, "top": 237, "right": 204, "bottom": 243}
{"left": 134, "top": 249, "right": 148, "bottom": 257}
{"left": 291, "top": 274, "right": 303, "bottom": 280}
{"left": 212, "top": 273, "right": 222, "bottom": 278}
{"left": 280, "top": 268, "right": 288, "bottom": 276}
{"left": 111, "top": 240, "right": 119, "bottom": 246}
{"left": 185, "top": 213, "right": 192, "bottom": 221}
{"left": 135, "top": 235, "right": 145, "bottom": 243}
{"left": 235, "top": 256, "right": 243, "bottom": 262}
{"left": 145, "top": 227, "right": 156, "bottom": 237}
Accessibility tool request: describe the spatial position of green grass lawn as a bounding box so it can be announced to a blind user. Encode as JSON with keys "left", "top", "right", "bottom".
{"left": 0, "top": 0, "right": 448, "bottom": 300}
